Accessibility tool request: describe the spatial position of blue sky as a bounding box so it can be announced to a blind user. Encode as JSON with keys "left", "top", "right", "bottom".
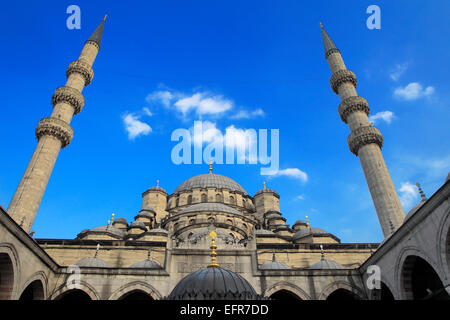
{"left": 0, "top": 1, "right": 449, "bottom": 242}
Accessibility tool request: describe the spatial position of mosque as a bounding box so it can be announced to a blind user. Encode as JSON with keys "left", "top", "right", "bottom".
{"left": 0, "top": 17, "right": 449, "bottom": 300}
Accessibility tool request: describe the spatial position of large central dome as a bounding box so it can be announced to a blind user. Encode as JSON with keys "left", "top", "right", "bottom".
{"left": 173, "top": 174, "right": 247, "bottom": 195}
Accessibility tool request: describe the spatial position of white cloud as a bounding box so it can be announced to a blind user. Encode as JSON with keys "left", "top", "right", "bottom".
{"left": 175, "top": 93, "right": 233, "bottom": 116}
{"left": 146, "top": 90, "right": 174, "bottom": 108}
{"left": 123, "top": 113, "right": 152, "bottom": 140}
{"left": 369, "top": 111, "right": 395, "bottom": 124}
{"left": 394, "top": 82, "right": 435, "bottom": 100}
{"left": 142, "top": 107, "right": 153, "bottom": 116}
{"left": 231, "top": 108, "right": 265, "bottom": 119}
{"left": 269, "top": 168, "right": 308, "bottom": 182}
{"left": 389, "top": 63, "right": 408, "bottom": 81}
{"left": 398, "top": 182, "right": 419, "bottom": 209}
{"left": 145, "top": 87, "right": 263, "bottom": 119}
{"left": 295, "top": 194, "right": 305, "bottom": 201}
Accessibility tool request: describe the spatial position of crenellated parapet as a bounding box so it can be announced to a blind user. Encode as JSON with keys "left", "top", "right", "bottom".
{"left": 338, "top": 96, "right": 370, "bottom": 124}
{"left": 329, "top": 69, "right": 357, "bottom": 94}
{"left": 347, "top": 126, "right": 383, "bottom": 156}
{"left": 66, "top": 60, "right": 94, "bottom": 86}
{"left": 35, "top": 117, "right": 73, "bottom": 148}
{"left": 51, "top": 86, "right": 85, "bottom": 115}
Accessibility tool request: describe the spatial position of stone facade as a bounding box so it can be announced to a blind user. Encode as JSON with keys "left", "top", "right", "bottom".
{"left": 0, "top": 21, "right": 449, "bottom": 301}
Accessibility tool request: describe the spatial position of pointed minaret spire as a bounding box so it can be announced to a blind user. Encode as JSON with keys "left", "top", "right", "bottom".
{"left": 321, "top": 23, "right": 405, "bottom": 238}
{"left": 87, "top": 15, "right": 107, "bottom": 49}
{"left": 320, "top": 22, "right": 340, "bottom": 59}
{"left": 416, "top": 183, "right": 427, "bottom": 201}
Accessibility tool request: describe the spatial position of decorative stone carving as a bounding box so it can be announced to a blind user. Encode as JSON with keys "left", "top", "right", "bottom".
{"left": 35, "top": 117, "right": 74, "bottom": 148}
{"left": 338, "top": 96, "right": 370, "bottom": 123}
{"left": 330, "top": 69, "right": 357, "bottom": 94}
{"left": 325, "top": 48, "right": 340, "bottom": 59}
{"left": 347, "top": 126, "right": 383, "bottom": 156}
{"left": 85, "top": 40, "right": 100, "bottom": 50}
{"left": 51, "top": 86, "right": 85, "bottom": 115}
{"left": 66, "top": 60, "right": 94, "bottom": 86}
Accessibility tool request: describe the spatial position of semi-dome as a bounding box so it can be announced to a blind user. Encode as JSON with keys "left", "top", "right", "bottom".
{"left": 76, "top": 257, "right": 110, "bottom": 268}
{"left": 178, "top": 203, "right": 243, "bottom": 216}
{"left": 129, "top": 259, "right": 162, "bottom": 269}
{"left": 85, "top": 225, "right": 126, "bottom": 238}
{"left": 173, "top": 174, "right": 247, "bottom": 195}
{"left": 113, "top": 217, "right": 128, "bottom": 225}
{"left": 293, "top": 227, "right": 327, "bottom": 240}
{"left": 167, "top": 267, "right": 260, "bottom": 300}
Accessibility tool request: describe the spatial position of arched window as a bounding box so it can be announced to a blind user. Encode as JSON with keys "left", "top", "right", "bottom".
{"left": 229, "top": 196, "right": 235, "bottom": 205}
{"left": 201, "top": 194, "right": 207, "bottom": 203}
{"left": 216, "top": 193, "right": 222, "bottom": 202}
{"left": 175, "top": 197, "right": 179, "bottom": 207}
{"left": 187, "top": 195, "right": 192, "bottom": 205}
{"left": 189, "top": 219, "right": 196, "bottom": 225}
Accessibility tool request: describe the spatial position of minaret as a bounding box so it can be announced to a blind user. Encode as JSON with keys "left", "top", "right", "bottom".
{"left": 320, "top": 23, "right": 404, "bottom": 237}
{"left": 7, "top": 17, "right": 107, "bottom": 232}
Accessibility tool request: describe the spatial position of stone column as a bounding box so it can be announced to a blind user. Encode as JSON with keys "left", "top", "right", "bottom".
{"left": 321, "top": 23, "right": 404, "bottom": 237}
{"left": 8, "top": 19, "right": 104, "bottom": 232}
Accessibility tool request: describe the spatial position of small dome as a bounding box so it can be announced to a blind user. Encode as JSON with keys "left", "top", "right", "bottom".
{"left": 129, "top": 259, "right": 162, "bottom": 269}
{"left": 308, "top": 259, "right": 343, "bottom": 270}
{"left": 293, "top": 219, "right": 306, "bottom": 226}
{"left": 260, "top": 255, "right": 291, "bottom": 270}
{"left": 76, "top": 257, "right": 110, "bottom": 268}
{"left": 177, "top": 203, "right": 242, "bottom": 216}
{"left": 168, "top": 267, "right": 260, "bottom": 300}
{"left": 136, "top": 210, "right": 154, "bottom": 219}
{"left": 174, "top": 174, "right": 247, "bottom": 195}
{"left": 141, "top": 206, "right": 156, "bottom": 213}
{"left": 404, "top": 200, "right": 426, "bottom": 221}
{"left": 113, "top": 217, "right": 128, "bottom": 225}
{"left": 129, "top": 220, "right": 147, "bottom": 230}
{"left": 144, "top": 186, "right": 168, "bottom": 195}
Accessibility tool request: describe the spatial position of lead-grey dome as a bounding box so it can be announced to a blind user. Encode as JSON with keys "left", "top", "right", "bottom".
{"left": 86, "top": 225, "right": 126, "bottom": 238}
{"left": 293, "top": 227, "right": 327, "bottom": 240}
{"left": 308, "top": 259, "right": 343, "bottom": 270}
{"left": 129, "top": 259, "right": 162, "bottom": 269}
{"left": 167, "top": 267, "right": 261, "bottom": 300}
{"left": 76, "top": 257, "right": 110, "bottom": 268}
{"left": 173, "top": 174, "right": 247, "bottom": 195}
{"left": 129, "top": 220, "right": 147, "bottom": 230}
{"left": 178, "top": 203, "right": 242, "bottom": 216}
{"left": 260, "top": 255, "right": 291, "bottom": 270}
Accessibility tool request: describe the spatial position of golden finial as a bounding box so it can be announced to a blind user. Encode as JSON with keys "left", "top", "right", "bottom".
{"left": 103, "top": 14, "right": 107, "bottom": 21}
{"left": 306, "top": 215, "right": 309, "bottom": 227}
{"left": 263, "top": 181, "right": 266, "bottom": 189}
{"left": 320, "top": 244, "right": 325, "bottom": 261}
{"left": 208, "top": 230, "right": 219, "bottom": 268}
{"left": 209, "top": 159, "right": 213, "bottom": 174}
{"left": 319, "top": 22, "right": 323, "bottom": 28}
{"left": 156, "top": 180, "right": 159, "bottom": 188}
{"left": 110, "top": 213, "right": 115, "bottom": 226}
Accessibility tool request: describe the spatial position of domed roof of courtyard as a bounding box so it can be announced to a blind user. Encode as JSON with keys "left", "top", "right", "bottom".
{"left": 308, "top": 259, "right": 343, "bottom": 270}
{"left": 129, "top": 259, "right": 162, "bottom": 269}
{"left": 76, "top": 257, "right": 110, "bottom": 268}
{"left": 178, "top": 203, "right": 243, "bottom": 216}
{"left": 167, "top": 267, "right": 260, "bottom": 300}
{"left": 260, "top": 254, "right": 291, "bottom": 270}
{"left": 173, "top": 173, "right": 247, "bottom": 195}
